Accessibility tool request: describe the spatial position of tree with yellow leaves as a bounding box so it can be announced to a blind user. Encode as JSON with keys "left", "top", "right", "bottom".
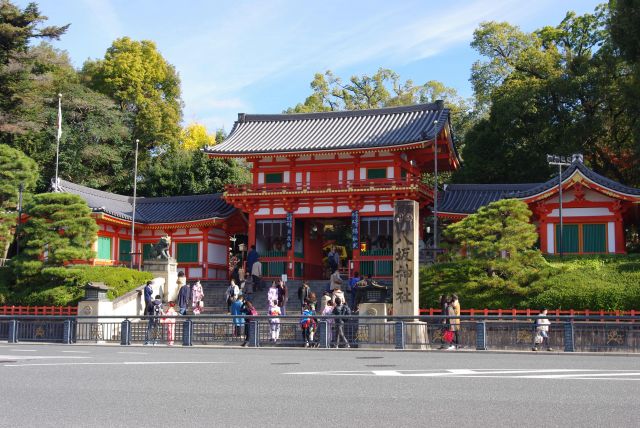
{"left": 180, "top": 123, "right": 215, "bottom": 151}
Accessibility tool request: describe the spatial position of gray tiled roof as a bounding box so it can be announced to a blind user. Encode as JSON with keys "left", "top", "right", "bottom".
{"left": 439, "top": 183, "right": 538, "bottom": 214}
{"left": 439, "top": 160, "right": 640, "bottom": 215}
{"left": 57, "top": 180, "right": 235, "bottom": 223}
{"left": 205, "top": 102, "right": 451, "bottom": 155}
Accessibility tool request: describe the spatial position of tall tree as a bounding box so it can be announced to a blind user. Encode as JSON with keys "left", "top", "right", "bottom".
{"left": 0, "top": 1, "right": 68, "bottom": 141}
{"left": 181, "top": 122, "right": 215, "bottom": 151}
{"left": 458, "top": 5, "right": 639, "bottom": 185}
{"left": 0, "top": 144, "right": 38, "bottom": 259}
{"left": 82, "top": 37, "right": 183, "bottom": 154}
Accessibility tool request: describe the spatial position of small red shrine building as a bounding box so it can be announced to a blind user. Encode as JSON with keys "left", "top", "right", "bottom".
{"left": 439, "top": 157, "right": 640, "bottom": 254}
{"left": 204, "top": 102, "right": 460, "bottom": 279}
{"left": 57, "top": 180, "right": 245, "bottom": 280}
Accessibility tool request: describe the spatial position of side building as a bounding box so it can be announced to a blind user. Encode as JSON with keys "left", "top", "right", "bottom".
{"left": 57, "top": 180, "right": 246, "bottom": 280}
{"left": 439, "top": 156, "right": 640, "bottom": 255}
{"left": 204, "top": 102, "right": 460, "bottom": 280}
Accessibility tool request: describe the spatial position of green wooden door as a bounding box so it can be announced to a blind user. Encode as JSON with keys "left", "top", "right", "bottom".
{"left": 119, "top": 239, "right": 131, "bottom": 262}
{"left": 97, "top": 236, "right": 112, "bottom": 260}
{"left": 556, "top": 224, "right": 579, "bottom": 253}
{"left": 582, "top": 224, "right": 606, "bottom": 253}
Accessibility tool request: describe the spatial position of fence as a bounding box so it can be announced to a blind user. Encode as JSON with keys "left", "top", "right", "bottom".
{"left": 420, "top": 308, "right": 639, "bottom": 320}
{"left": 1, "top": 314, "right": 640, "bottom": 353}
{"left": 0, "top": 305, "right": 78, "bottom": 316}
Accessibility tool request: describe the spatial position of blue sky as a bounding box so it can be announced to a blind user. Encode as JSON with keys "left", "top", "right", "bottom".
{"left": 29, "top": 0, "right": 602, "bottom": 132}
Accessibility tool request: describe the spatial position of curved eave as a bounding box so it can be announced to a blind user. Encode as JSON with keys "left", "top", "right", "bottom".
{"left": 204, "top": 141, "right": 428, "bottom": 159}
{"left": 521, "top": 170, "right": 640, "bottom": 203}
{"left": 93, "top": 212, "right": 231, "bottom": 229}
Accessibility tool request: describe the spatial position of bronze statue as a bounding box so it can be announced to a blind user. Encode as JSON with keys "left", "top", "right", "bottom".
{"left": 149, "top": 235, "right": 171, "bottom": 259}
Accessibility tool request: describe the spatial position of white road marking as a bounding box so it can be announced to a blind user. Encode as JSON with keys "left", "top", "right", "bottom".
{"left": 60, "top": 351, "right": 90, "bottom": 354}
{"left": 4, "top": 361, "right": 230, "bottom": 367}
{"left": 117, "top": 352, "right": 148, "bottom": 355}
{"left": 9, "top": 349, "right": 37, "bottom": 352}
{"left": 0, "top": 355, "right": 90, "bottom": 360}
{"left": 285, "top": 368, "right": 640, "bottom": 381}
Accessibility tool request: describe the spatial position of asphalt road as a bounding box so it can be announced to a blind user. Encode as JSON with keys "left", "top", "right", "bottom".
{"left": 0, "top": 343, "right": 639, "bottom": 428}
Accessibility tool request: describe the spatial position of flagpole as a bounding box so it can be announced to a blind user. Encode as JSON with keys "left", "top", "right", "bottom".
{"left": 54, "top": 93, "right": 62, "bottom": 189}
{"left": 130, "top": 139, "right": 139, "bottom": 270}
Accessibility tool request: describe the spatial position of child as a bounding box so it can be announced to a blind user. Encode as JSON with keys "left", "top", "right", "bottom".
{"left": 300, "top": 303, "right": 316, "bottom": 348}
{"left": 161, "top": 301, "right": 177, "bottom": 346}
{"left": 268, "top": 300, "right": 281, "bottom": 343}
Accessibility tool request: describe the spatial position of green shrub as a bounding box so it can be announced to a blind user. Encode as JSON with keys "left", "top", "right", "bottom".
{"left": 10, "top": 265, "right": 153, "bottom": 306}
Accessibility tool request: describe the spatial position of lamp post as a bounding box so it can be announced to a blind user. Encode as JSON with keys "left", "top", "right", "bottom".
{"left": 16, "top": 183, "right": 24, "bottom": 256}
{"left": 546, "top": 154, "right": 571, "bottom": 257}
{"left": 130, "top": 139, "right": 139, "bottom": 269}
{"left": 432, "top": 119, "right": 439, "bottom": 260}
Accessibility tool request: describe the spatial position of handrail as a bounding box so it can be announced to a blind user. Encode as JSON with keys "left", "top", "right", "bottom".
{"left": 225, "top": 177, "right": 431, "bottom": 195}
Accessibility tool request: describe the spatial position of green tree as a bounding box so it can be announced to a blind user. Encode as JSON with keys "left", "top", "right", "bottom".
{"left": 13, "top": 192, "right": 97, "bottom": 278}
{"left": 459, "top": 5, "right": 639, "bottom": 185}
{"left": 0, "top": 1, "right": 68, "bottom": 142}
{"left": 181, "top": 122, "right": 215, "bottom": 151}
{"left": 82, "top": 37, "right": 183, "bottom": 153}
{"left": 0, "top": 144, "right": 38, "bottom": 258}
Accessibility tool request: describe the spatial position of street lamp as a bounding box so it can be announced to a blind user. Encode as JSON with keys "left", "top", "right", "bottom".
{"left": 546, "top": 154, "right": 572, "bottom": 257}
{"left": 433, "top": 119, "right": 439, "bottom": 258}
{"left": 130, "top": 139, "right": 139, "bottom": 269}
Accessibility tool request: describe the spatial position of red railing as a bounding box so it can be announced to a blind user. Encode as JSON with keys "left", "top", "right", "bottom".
{"left": 226, "top": 177, "right": 432, "bottom": 196}
{"left": 419, "top": 308, "right": 637, "bottom": 319}
{"left": 0, "top": 305, "right": 78, "bottom": 316}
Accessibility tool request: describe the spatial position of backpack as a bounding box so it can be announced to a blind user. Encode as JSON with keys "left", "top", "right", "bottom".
{"left": 152, "top": 302, "right": 162, "bottom": 316}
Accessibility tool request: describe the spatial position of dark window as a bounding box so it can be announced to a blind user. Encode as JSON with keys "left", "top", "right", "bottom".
{"left": 582, "top": 224, "right": 606, "bottom": 253}
{"left": 555, "top": 224, "right": 579, "bottom": 253}
{"left": 119, "top": 239, "right": 131, "bottom": 262}
{"left": 400, "top": 169, "right": 407, "bottom": 179}
{"left": 177, "top": 243, "right": 199, "bottom": 263}
{"left": 367, "top": 168, "right": 387, "bottom": 179}
{"left": 265, "top": 172, "right": 283, "bottom": 184}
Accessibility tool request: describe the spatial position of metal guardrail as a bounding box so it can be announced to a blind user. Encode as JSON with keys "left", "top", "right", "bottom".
{"left": 1, "top": 315, "right": 639, "bottom": 352}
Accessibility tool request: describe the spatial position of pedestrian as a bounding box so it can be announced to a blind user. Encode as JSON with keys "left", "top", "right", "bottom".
{"left": 298, "top": 282, "right": 310, "bottom": 311}
{"left": 243, "top": 275, "right": 254, "bottom": 302}
{"left": 532, "top": 308, "right": 552, "bottom": 351}
{"left": 348, "top": 271, "right": 361, "bottom": 310}
{"left": 438, "top": 294, "right": 449, "bottom": 349}
{"left": 177, "top": 280, "right": 191, "bottom": 316}
{"left": 268, "top": 300, "right": 281, "bottom": 343}
{"left": 161, "top": 301, "right": 177, "bottom": 346}
{"left": 320, "top": 290, "right": 331, "bottom": 313}
{"left": 329, "top": 268, "right": 343, "bottom": 291}
{"left": 331, "top": 286, "right": 346, "bottom": 308}
{"left": 332, "top": 297, "right": 351, "bottom": 348}
{"left": 277, "top": 279, "right": 288, "bottom": 316}
{"left": 354, "top": 276, "right": 368, "bottom": 311}
{"left": 246, "top": 244, "right": 259, "bottom": 278}
{"left": 251, "top": 259, "right": 263, "bottom": 291}
{"left": 191, "top": 281, "right": 204, "bottom": 315}
{"left": 300, "top": 303, "right": 316, "bottom": 347}
{"left": 225, "top": 279, "right": 240, "bottom": 313}
{"left": 231, "top": 295, "right": 245, "bottom": 338}
{"left": 307, "top": 292, "right": 318, "bottom": 312}
{"left": 267, "top": 281, "right": 279, "bottom": 306}
{"left": 327, "top": 246, "right": 338, "bottom": 273}
{"left": 144, "top": 294, "right": 163, "bottom": 345}
{"left": 143, "top": 280, "right": 153, "bottom": 315}
{"left": 241, "top": 300, "right": 258, "bottom": 347}
{"left": 231, "top": 262, "right": 241, "bottom": 286}
{"left": 322, "top": 299, "right": 335, "bottom": 344}
{"left": 446, "top": 294, "right": 461, "bottom": 350}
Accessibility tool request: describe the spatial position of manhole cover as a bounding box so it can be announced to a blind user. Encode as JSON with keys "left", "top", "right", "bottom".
{"left": 271, "top": 362, "right": 300, "bottom": 365}
{"left": 356, "top": 356, "right": 383, "bottom": 360}
{"left": 365, "top": 364, "right": 396, "bottom": 368}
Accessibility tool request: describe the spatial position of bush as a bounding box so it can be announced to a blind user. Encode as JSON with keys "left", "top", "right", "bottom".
{"left": 9, "top": 265, "right": 153, "bottom": 306}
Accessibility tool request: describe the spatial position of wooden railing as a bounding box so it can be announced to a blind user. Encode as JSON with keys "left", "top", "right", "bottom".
{"left": 419, "top": 308, "right": 638, "bottom": 319}
{"left": 0, "top": 305, "right": 78, "bottom": 316}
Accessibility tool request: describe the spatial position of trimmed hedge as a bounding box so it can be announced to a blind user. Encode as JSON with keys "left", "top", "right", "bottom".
{"left": 8, "top": 265, "right": 153, "bottom": 306}
{"left": 420, "top": 255, "right": 640, "bottom": 311}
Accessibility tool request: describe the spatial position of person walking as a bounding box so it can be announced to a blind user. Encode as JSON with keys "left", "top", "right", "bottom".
{"left": 241, "top": 300, "right": 258, "bottom": 347}
{"left": 438, "top": 295, "right": 449, "bottom": 349}
{"left": 347, "top": 272, "right": 361, "bottom": 310}
{"left": 277, "top": 279, "right": 288, "bottom": 316}
{"left": 246, "top": 245, "right": 259, "bottom": 278}
{"left": 226, "top": 279, "right": 240, "bottom": 313}
{"left": 329, "top": 268, "right": 343, "bottom": 291}
{"left": 144, "top": 295, "right": 163, "bottom": 345}
{"left": 300, "top": 303, "right": 316, "bottom": 348}
{"left": 191, "top": 281, "right": 204, "bottom": 315}
{"left": 532, "top": 308, "right": 552, "bottom": 351}
{"left": 251, "top": 259, "right": 263, "bottom": 291}
{"left": 231, "top": 295, "right": 245, "bottom": 339}
{"left": 447, "top": 294, "right": 461, "bottom": 350}
{"left": 268, "top": 300, "right": 281, "bottom": 343}
{"left": 332, "top": 297, "right": 351, "bottom": 348}
{"left": 327, "top": 246, "right": 338, "bottom": 274}
{"left": 143, "top": 281, "right": 153, "bottom": 315}
{"left": 322, "top": 299, "right": 335, "bottom": 345}
{"left": 161, "top": 301, "right": 177, "bottom": 346}
{"left": 331, "top": 286, "right": 346, "bottom": 308}
{"left": 177, "top": 280, "right": 191, "bottom": 316}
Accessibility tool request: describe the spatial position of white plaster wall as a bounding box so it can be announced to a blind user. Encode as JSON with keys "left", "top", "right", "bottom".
{"left": 549, "top": 207, "right": 612, "bottom": 217}
{"left": 339, "top": 170, "right": 343, "bottom": 183}
{"left": 284, "top": 171, "right": 290, "bottom": 183}
{"left": 273, "top": 208, "right": 286, "bottom": 215}
{"left": 208, "top": 243, "right": 227, "bottom": 264}
{"left": 607, "top": 222, "right": 615, "bottom": 253}
{"left": 379, "top": 204, "right": 393, "bottom": 212}
{"left": 360, "top": 168, "right": 366, "bottom": 180}
{"left": 336, "top": 206, "right": 351, "bottom": 213}
{"left": 210, "top": 228, "right": 226, "bottom": 237}
{"left": 295, "top": 207, "right": 310, "bottom": 214}
{"left": 361, "top": 204, "right": 376, "bottom": 213}
{"left": 585, "top": 189, "right": 615, "bottom": 202}
{"left": 256, "top": 208, "right": 270, "bottom": 215}
{"left": 313, "top": 206, "right": 334, "bottom": 214}
{"left": 140, "top": 230, "right": 153, "bottom": 236}
{"left": 347, "top": 170, "right": 354, "bottom": 181}
{"left": 258, "top": 173, "right": 264, "bottom": 184}
{"left": 174, "top": 228, "right": 186, "bottom": 235}
{"left": 546, "top": 223, "right": 555, "bottom": 254}
{"left": 296, "top": 172, "right": 302, "bottom": 184}
{"left": 189, "top": 267, "right": 203, "bottom": 278}
{"left": 387, "top": 166, "right": 394, "bottom": 179}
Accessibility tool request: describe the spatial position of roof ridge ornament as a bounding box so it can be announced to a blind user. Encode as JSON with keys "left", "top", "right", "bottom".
{"left": 571, "top": 153, "right": 584, "bottom": 163}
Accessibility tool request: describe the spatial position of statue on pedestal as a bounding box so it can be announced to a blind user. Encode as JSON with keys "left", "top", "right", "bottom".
{"left": 149, "top": 235, "right": 172, "bottom": 260}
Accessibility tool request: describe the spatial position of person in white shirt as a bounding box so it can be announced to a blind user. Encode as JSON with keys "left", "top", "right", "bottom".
{"left": 532, "top": 308, "right": 552, "bottom": 351}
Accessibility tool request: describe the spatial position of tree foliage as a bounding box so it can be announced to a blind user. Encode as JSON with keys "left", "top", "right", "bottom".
{"left": 13, "top": 192, "right": 97, "bottom": 278}
{"left": 181, "top": 122, "right": 215, "bottom": 151}
{"left": 458, "top": 5, "right": 639, "bottom": 185}
{"left": 82, "top": 37, "right": 183, "bottom": 153}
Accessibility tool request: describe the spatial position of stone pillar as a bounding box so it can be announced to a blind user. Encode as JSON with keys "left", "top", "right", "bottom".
{"left": 393, "top": 200, "right": 419, "bottom": 317}
{"left": 143, "top": 258, "right": 178, "bottom": 302}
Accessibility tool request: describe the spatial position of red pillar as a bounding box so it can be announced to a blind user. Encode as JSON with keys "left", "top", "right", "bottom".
{"left": 201, "top": 227, "right": 210, "bottom": 280}
{"left": 615, "top": 218, "right": 625, "bottom": 254}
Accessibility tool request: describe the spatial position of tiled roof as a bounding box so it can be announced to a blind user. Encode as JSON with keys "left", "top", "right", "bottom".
{"left": 439, "top": 160, "right": 640, "bottom": 215}
{"left": 439, "top": 183, "right": 538, "bottom": 214}
{"left": 56, "top": 179, "right": 235, "bottom": 223}
{"left": 204, "top": 102, "right": 451, "bottom": 155}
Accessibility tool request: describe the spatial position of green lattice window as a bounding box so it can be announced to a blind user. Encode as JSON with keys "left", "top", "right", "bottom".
{"left": 119, "top": 239, "right": 131, "bottom": 262}
{"left": 265, "top": 172, "right": 283, "bottom": 184}
{"left": 582, "top": 224, "right": 606, "bottom": 253}
{"left": 97, "top": 236, "right": 112, "bottom": 260}
{"left": 555, "top": 224, "right": 579, "bottom": 253}
{"left": 367, "top": 168, "right": 387, "bottom": 179}
{"left": 143, "top": 243, "right": 153, "bottom": 260}
{"left": 177, "top": 243, "right": 198, "bottom": 263}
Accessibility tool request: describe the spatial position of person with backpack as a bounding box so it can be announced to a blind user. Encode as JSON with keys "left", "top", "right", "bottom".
{"left": 332, "top": 297, "right": 351, "bottom": 348}
{"left": 241, "top": 300, "right": 258, "bottom": 347}
{"left": 298, "top": 282, "right": 310, "bottom": 312}
{"left": 231, "top": 295, "right": 245, "bottom": 338}
{"left": 300, "top": 303, "right": 316, "bottom": 348}
{"left": 532, "top": 308, "right": 552, "bottom": 351}
{"left": 226, "top": 280, "right": 240, "bottom": 313}
{"left": 268, "top": 300, "right": 281, "bottom": 343}
{"left": 144, "top": 295, "right": 163, "bottom": 345}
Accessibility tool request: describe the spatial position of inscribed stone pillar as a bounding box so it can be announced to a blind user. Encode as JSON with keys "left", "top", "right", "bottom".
{"left": 393, "top": 200, "right": 419, "bottom": 317}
